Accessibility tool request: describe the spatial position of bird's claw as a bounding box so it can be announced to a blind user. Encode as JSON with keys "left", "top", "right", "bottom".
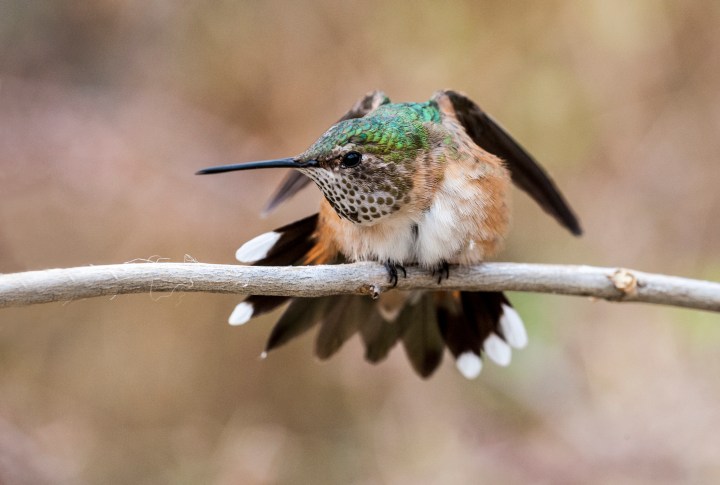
{"left": 384, "top": 261, "right": 407, "bottom": 288}
{"left": 431, "top": 261, "right": 450, "bottom": 284}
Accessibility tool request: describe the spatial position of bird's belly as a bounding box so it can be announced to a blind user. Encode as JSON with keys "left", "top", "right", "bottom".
{"left": 337, "top": 209, "right": 486, "bottom": 267}
{"left": 337, "top": 213, "right": 418, "bottom": 264}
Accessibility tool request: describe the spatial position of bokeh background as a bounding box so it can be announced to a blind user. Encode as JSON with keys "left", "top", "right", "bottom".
{"left": 2, "top": 1, "right": 720, "bottom": 483}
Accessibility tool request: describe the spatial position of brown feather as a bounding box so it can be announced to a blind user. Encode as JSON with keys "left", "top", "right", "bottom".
{"left": 460, "top": 291, "right": 510, "bottom": 347}
{"left": 265, "top": 297, "right": 330, "bottom": 352}
{"left": 436, "top": 292, "right": 481, "bottom": 358}
{"left": 400, "top": 294, "right": 444, "bottom": 378}
{"left": 315, "top": 296, "right": 370, "bottom": 360}
{"left": 358, "top": 313, "right": 402, "bottom": 363}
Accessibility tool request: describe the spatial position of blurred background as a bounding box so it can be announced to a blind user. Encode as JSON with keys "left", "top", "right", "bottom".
{"left": 1, "top": 0, "right": 720, "bottom": 483}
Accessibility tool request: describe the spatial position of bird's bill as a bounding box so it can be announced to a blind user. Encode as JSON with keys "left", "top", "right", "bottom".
{"left": 195, "top": 158, "right": 317, "bottom": 175}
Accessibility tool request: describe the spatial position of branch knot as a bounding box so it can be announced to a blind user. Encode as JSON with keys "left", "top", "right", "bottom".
{"left": 609, "top": 268, "right": 639, "bottom": 298}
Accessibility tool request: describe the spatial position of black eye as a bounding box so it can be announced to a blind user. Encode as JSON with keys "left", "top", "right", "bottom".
{"left": 341, "top": 151, "right": 362, "bottom": 168}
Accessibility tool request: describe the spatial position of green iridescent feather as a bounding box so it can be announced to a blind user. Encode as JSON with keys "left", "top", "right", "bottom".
{"left": 303, "top": 101, "right": 442, "bottom": 162}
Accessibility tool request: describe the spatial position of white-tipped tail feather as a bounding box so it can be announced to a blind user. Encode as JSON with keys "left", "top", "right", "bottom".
{"left": 229, "top": 301, "right": 254, "bottom": 326}
{"left": 499, "top": 304, "right": 528, "bottom": 349}
{"left": 456, "top": 352, "right": 483, "bottom": 379}
{"left": 235, "top": 231, "right": 282, "bottom": 263}
{"left": 483, "top": 333, "right": 512, "bottom": 366}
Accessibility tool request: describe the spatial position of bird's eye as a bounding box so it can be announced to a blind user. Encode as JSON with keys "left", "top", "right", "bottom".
{"left": 341, "top": 151, "right": 362, "bottom": 168}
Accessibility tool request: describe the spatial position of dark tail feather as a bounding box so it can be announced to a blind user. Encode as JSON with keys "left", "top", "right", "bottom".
{"left": 460, "top": 291, "right": 506, "bottom": 344}
{"left": 230, "top": 295, "right": 292, "bottom": 326}
{"left": 228, "top": 214, "right": 321, "bottom": 326}
{"left": 256, "top": 291, "right": 527, "bottom": 379}
{"left": 436, "top": 292, "right": 481, "bottom": 358}
{"left": 265, "top": 297, "right": 332, "bottom": 352}
{"left": 315, "top": 295, "right": 373, "bottom": 360}
{"left": 231, "top": 212, "right": 369, "bottom": 361}
{"left": 238, "top": 214, "right": 319, "bottom": 266}
{"left": 270, "top": 294, "right": 401, "bottom": 363}
{"left": 229, "top": 215, "right": 528, "bottom": 379}
{"left": 439, "top": 291, "right": 528, "bottom": 378}
{"left": 358, "top": 312, "right": 401, "bottom": 363}
{"left": 399, "top": 294, "right": 444, "bottom": 378}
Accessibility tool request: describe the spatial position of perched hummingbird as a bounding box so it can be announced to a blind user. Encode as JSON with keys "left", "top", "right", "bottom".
{"left": 197, "top": 90, "right": 581, "bottom": 379}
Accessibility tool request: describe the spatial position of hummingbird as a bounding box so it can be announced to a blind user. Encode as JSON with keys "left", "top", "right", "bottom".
{"left": 197, "top": 90, "right": 581, "bottom": 379}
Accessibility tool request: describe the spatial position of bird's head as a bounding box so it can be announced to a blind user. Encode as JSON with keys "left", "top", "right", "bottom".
{"left": 198, "top": 103, "right": 444, "bottom": 224}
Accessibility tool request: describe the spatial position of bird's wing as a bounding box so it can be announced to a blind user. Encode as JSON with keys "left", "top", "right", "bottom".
{"left": 436, "top": 90, "right": 582, "bottom": 236}
{"left": 263, "top": 90, "right": 391, "bottom": 215}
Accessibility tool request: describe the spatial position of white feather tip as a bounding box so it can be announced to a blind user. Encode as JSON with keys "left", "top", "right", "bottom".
{"left": 483, "top": 333, "right": 512, "bottom": 366}
{"left": 228, "top": 302, "right": 254, "bottom": 326}
{"left": 456, "top": 352, "right": 483, "bottom": 379}
{"left": 235, "top": 231, "right": 281, "bottom": 263}
{"left": 499, "top": 304, "right": 528, "bottom": 349}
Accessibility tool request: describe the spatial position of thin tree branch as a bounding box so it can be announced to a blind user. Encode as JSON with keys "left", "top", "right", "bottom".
{"left": 0, "top": 262, "right": 718, "bottom": 312}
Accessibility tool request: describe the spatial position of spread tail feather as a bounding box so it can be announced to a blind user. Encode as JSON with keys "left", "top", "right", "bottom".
{"left": 358, "top": 310, "right": 401, "bottom": 363}
{"left": 235, "top": 214, "right": 319, "bottom": 266}
{"left": 265, "top": 297, "right": 331, "bottom": 351}
{"left": 315, "top": 295, "right": 370, "bottom": 360}
{"left": 399, "top": 293, "right": 444, "bottom": 378}
{"left": 228, "top": 215, "right": 528, "bottom": 378}
{"left": 438, "top": 292, "right": 528, "bottom": 377}
{"left": 229, "top": 214, "right": 323, "bottom": 325}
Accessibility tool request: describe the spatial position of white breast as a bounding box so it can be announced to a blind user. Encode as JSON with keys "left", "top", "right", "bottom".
{"left": 333, "top": 212, "right": 417, "bottom": 263}
{"left": 414, "top": 161, "right": 490, "bottom": 266}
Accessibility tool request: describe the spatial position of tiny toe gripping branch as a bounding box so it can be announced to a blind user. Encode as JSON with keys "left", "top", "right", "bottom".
{"left": 431, "top": 260, "right": 450, "bottom": 284}
{"left": 384, "top": 261, "right": 407, "bottom": 288}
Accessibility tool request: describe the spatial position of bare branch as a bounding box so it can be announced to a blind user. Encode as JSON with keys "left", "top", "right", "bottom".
{"left": 0, "top": 262, "right": 718, "bottom": 312}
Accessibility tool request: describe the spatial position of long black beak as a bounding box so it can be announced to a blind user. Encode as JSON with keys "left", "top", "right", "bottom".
{"left": 195, "top": 158, "right": 317, "bottom": 175}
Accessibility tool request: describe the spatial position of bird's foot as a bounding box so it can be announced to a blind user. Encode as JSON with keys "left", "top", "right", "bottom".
{"left": 384, "top": 260, "right": 407, "bottom": 288}
{"left": 431, "top": 260, "right": 450, "bottom": 284}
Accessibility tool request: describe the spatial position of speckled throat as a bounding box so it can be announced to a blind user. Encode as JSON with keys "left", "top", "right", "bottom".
{"left": 298, "top": 162, "right": 415, "bottom": 225}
